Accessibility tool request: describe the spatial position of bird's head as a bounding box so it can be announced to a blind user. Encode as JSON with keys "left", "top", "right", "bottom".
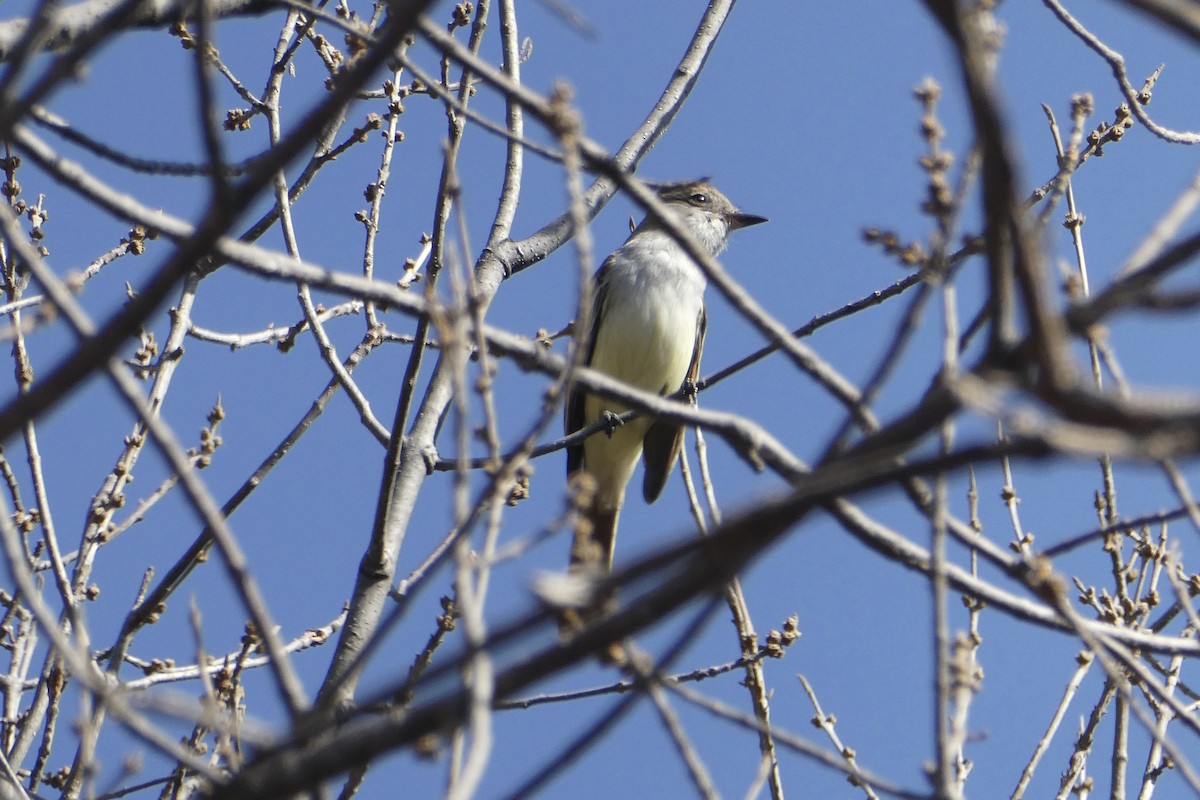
{"left": 647, "top": 179, "right": 767, "bottom": 254}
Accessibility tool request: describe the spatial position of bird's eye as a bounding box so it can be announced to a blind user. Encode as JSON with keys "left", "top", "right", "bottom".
{"left": 690, "top": 192, "right": 709, "bottom": 205}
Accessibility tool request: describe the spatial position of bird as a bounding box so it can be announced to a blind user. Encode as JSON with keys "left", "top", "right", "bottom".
{"left": 563, "top": 179, "right": 766, "bottom": 619}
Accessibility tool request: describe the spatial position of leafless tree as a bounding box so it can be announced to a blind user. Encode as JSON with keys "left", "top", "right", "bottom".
{"left": 1, "top": 1, "right": 1200, "bottom": 798}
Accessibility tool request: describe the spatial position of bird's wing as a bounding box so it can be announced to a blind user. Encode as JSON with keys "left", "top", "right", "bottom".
{"left": 565, "top": 263, "right": 611, "bottom": 477}
{"left": 641, "top": 304, "right": 706, "bottom": 503}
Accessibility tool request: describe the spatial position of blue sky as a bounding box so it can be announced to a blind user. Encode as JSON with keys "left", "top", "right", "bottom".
{"left": 6, "top": 0, "right": 1200, "bottom": 797}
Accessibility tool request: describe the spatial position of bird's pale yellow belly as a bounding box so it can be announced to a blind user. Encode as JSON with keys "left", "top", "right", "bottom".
{"left": 582, "top": 273, "right": 701, "bottom": 509}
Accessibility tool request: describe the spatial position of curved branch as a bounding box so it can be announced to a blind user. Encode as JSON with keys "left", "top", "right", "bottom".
{"left": 0, "top": 0, "right": 276, "bottom": 60}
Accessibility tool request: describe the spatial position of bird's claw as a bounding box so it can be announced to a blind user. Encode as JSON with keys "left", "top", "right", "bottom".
{"left": 601, "top": 410, "right": 623, "bottom": 436}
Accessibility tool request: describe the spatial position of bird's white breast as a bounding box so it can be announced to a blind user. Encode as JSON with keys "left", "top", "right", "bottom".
{"left": 590, "top": 231, "right": 706, "bottom": 397}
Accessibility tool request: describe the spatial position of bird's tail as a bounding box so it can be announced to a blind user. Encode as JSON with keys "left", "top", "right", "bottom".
{"left": 560, "top": 501, "right": 619, "bottom": 633}
{"left": 569, "top": 504, "right": 618, "bottom": 573}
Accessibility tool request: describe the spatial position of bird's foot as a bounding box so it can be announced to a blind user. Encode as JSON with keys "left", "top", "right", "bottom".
{"left": 601, "top": 409, "right": 623, "bottom": 436}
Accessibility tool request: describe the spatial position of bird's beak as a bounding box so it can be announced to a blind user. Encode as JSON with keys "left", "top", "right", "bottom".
{"left": 729, "top": 212, "right": 768, "bottom": 230}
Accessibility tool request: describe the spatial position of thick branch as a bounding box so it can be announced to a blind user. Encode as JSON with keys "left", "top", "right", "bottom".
{"left": 0, "top": 0, "right": 276, "bottom": 60}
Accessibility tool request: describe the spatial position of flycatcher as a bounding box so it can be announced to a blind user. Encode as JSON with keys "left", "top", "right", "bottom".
{"left": 565, "top": 179, "right": 767, "bottom": 587}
